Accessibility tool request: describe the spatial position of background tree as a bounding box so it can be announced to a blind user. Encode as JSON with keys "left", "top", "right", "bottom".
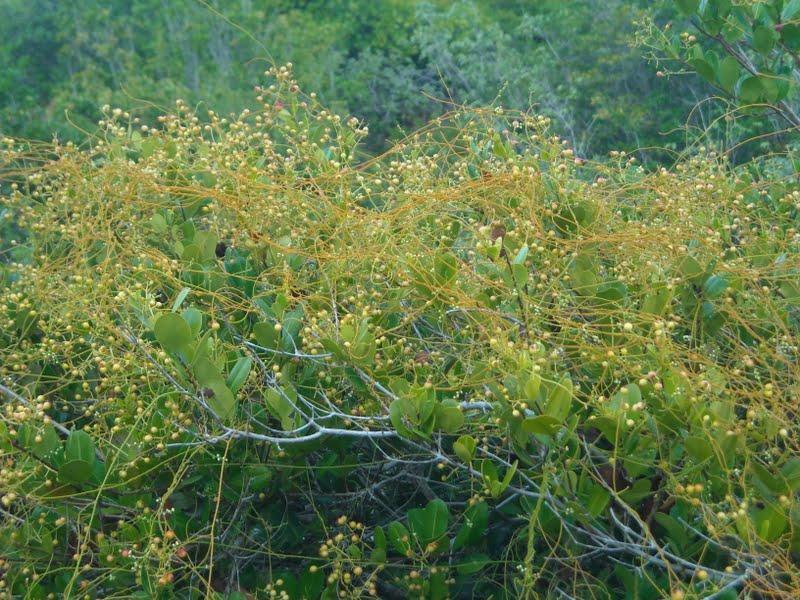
{"left": 1, "top": 0, "right": 697, "bottom": 161}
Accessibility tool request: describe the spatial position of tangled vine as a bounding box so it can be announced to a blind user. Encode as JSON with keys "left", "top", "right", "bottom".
{"left": 1, "top": 65, "right": 799, "bottom": 598}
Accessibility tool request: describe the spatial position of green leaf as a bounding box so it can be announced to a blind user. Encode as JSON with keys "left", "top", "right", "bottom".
{"left": 194, "top": 231, "right": 219, "bottom": 262}
{"left": 545, "top": 376, "right": 573, "bottom": 422}
{"left": 413, "top": 387, "right": 437, "bottom": 428}
{"left": 781, "top": 24, "right": 800, "bottom": 50}
{"left": 453, "top": 501, "right": 488, "bottom": 550}
{"left": 193, "top": 356, "right": 223, "bottom": 386}
{"left": 513, "top": 244, "right": 529, "bottom": 265}
{"left": 65, "top": 430, "right": 96, "bottom": 463}
{"left": 389, "top": 399, "right": 414, "bottom": 439}
{"left": 675, "top": 0, "right": 700, "bottom": 14}
{"left": 434, "top": 252, "right": 458, "bottom": 286}
{"left": 480, "top": 459, "right": 499, "bottom": 485}
{"left": 371, "top": 526, "right": 387, "bottom": 563}
{"left": 523, "top": 372, "right": 541, "bottom": 400}
{"left": 456, "top": 554, "right": 490, "bottom": 575}
{"left": 253, "top": 322, "right": 277, "bottom": 348}
{"left": 717, "top": 56, "right": 740, "bottom": 92}
{"left": 500, "top": 460, "right": 518, "bottom": 490}
{"left": 266, "top": 389, "right": 294, "bottom": 424}
{"left": 206, "top": 381, "right": 237, "bottom": 421}
{"left": 782, "top": 0, "right": 800, "bottom": 21}
{"left": 20, "top": 424, "right": 60, "bottom": 459}
{"left": 300, "top": 569, "right": 324, "bottom": 599}
{"left": 755, "top": 505, "right": 787, "bottom": 542}
{"left": 453, "top": 435, "right": 476, "bottom": 462}
{"left": 512, "top": 262, "right": 529, "bottom": 287}
{"left": 172, "top": 287, "right": 190, "bottom": 312}
{"left": 703, "top": 274, "right": 728, "bottom": 299}
{"left": 750, "top": 461, "right": 784, "bottom": 494}
{"left": 595, "top": 281, "right": 628, "bottom": 303}
{"left": 192, "top": 170, "right": 217, "bottom": 188}
{"left": 654, "top": 513, "right": 686, "bottom": 546}
{"left": 58, "top": 459, "right": 93, "bottom": 485}
{"left": 641, "top": 286, "right": 672, "bottom": 315}
{"left": 164, "top": 141, "right": 178, "bottom": 158}
{"left": 685, "top": 436, "right": 714, "bottom": 463}
{"left": 522, "top": 415, "right": 562, "bottom": 436}
{"left": 182, "top": 307, "right": 203, "bottom": 336}
{"left": 387, "top": 521, "right": 411, "bottom": 555}
{"left": 150, "top": 213, "right": 167, "bottom": 233}
{"left": 623, "top": 383, "right": 642, "bottom": 406}
{"left": 752, "top": 25, "right": 778, "bottom": 54}
{"left": 677, "top": 255, "right": 705, "bottom": 280}
{"left": 690, "top": 57, "right": 716, "bottom": 84}
{"left": 154, "top": 312, "right": 193, "bottom": 353}
{"left": 492, "top": 134, "right": 510, "bottom": 159}
{"left": 435, "top": 400, "right": 464, "bottom": 433}
{"left": 227, "top": 357, "right": 252, "bottom": 393}
{"left": 780, "top": 458, "right": 800, "bottom": 492}
{"left": 587, "top": 416, "right": 622, "bottom": 446}
{"left": 619, "top": 478, "right": 652, "bottom": 504}
{"left": 586, "top": 485, "right": 611, "bottom": 517}
{"left": 407, "top": 499, "right": 449, "bottom": 546}
{"left": 182, "top": 243, "right": 200, "bottom": 261}
{"left": 739, "top": 76, "right": 767, "bottom": 104}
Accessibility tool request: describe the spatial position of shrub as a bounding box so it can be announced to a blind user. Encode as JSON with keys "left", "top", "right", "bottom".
{"left": 1, "top": 65, "right": 799, "bottom": 598}
{"left": 638, "top": 0, "right": 800, "bottom": 161}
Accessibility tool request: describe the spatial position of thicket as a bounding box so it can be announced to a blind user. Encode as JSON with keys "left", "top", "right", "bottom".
{"left": 638, "top": 0, "right": 800, "bottom": 164}
{"left": 0, "top": 0, "right": 699, "bottom": 160}
{"left": 0, "top": 61, "right": 799, "bottom": 599}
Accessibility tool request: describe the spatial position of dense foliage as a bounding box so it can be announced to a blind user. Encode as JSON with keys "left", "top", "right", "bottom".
{"left": 638, "top": 0, "right": 800, "bottom": 162}
{"left": 0, "top": 0, "right": 703, "bottom": 160}
{"left": 1, "top": 64, "right": 799, "bottom": 598}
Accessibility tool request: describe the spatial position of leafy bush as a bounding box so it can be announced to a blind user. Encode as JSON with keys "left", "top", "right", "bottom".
{"left": 1, "top": 66, "right": 799, "bottom": 598}
{"left": 638, "top": 0, "right": 800, "bottom": 161}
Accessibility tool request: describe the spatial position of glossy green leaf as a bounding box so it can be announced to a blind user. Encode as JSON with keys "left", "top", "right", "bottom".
{"left": 739, "top": 76, "right": 767, "bottom": 104}
{"left": 227, "top": 356, "right": 252, "bottom": 393}
{"left": 205, "top": 380, "right": 237, "bottom": 421}
{"left": 522, "top": 415, "right": 562, "bottom": 436}
{"left": 524, "top": 372, "right": 541, "bottom": 400}
{"left": 172, "top": 287, "right": 190, "bottom": 312}
{"left": 193, "top": 356, "right": 223, "bottom": 386}
{"left": 387, "top": 521, "right": 411, "bottom": 555}
{"left": 154, "top": 312, "right": 193, "bottom": 353}
{"left": 453, "top": 435, "right": 476, "bottom": 462}
{"left": 407, "top": 499, "right": 449, "bottom": 545}
{"left": 716, "top": 55, "right": 740, "bottom": 92}
{"left": 371, "top": 526, "right": 387, "bottom": 563}
{"left": 65, "top": 430, "right": 96, "bottom": 463}
{"left": 435, "top": 400, "right": 464, "bottom": 433}
{"left": 703, "top": 274, "right": 728, "bottom": 299}
{"left": 545, "top": 376, "right": 573, "bottom": 422}
{"left": 752, "top": 25, "right": 778, "bottom": 54}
